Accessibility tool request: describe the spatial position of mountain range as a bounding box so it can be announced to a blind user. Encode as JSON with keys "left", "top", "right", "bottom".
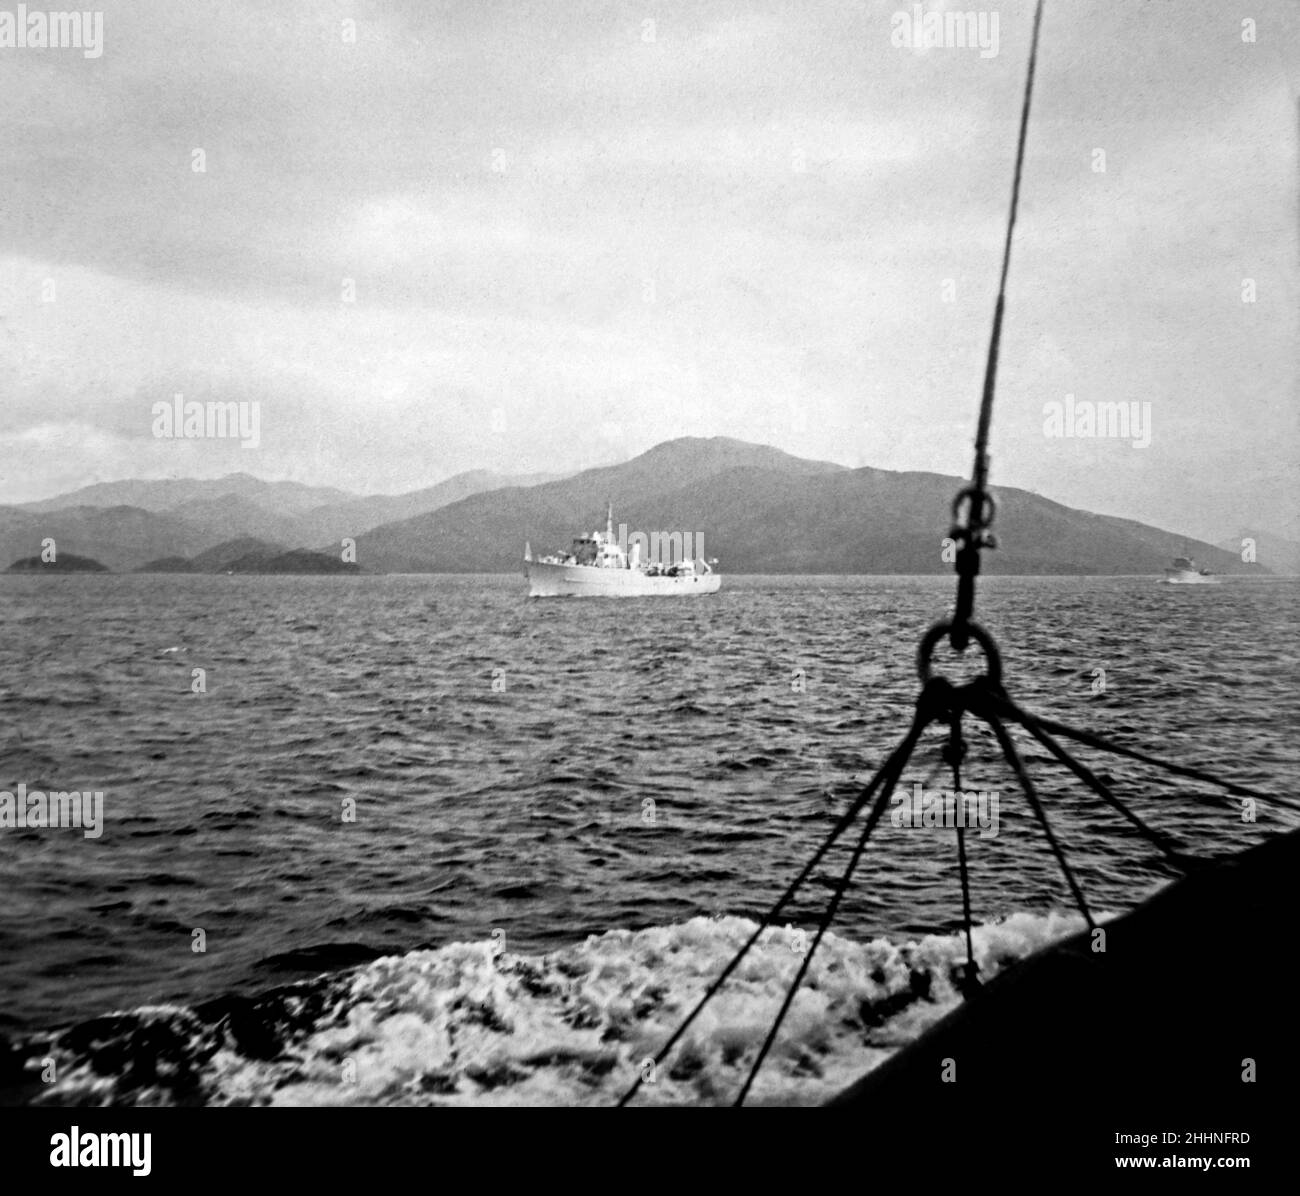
{"left": 3, "top": 439, "right": 1295, "bottom": 575}
{"left": 0, "top": 469, "right": 561, "bottom": 573}
{"left": 355, "top": 439, "right": 1288, "bottom": 575}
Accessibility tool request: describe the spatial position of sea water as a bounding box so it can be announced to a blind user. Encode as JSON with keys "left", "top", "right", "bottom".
{"left": 1, "top": 574, "right": 1295, "bottom": 1104}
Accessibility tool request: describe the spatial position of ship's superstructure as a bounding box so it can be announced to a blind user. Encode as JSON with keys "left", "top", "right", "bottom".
{"left": 525, "top": 506, "right": 720, "bottom": 597}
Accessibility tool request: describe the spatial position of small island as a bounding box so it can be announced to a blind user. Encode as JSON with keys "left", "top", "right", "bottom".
{"left": 6, "top": 553, "right": 110, "bottom": 573}
{"left": 225, "top": 550, "right": 361, "bottom": 575}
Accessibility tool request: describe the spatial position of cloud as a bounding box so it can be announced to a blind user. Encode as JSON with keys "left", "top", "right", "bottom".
{"left": 0, "top": 0, "right": 1295, "bottom": 540}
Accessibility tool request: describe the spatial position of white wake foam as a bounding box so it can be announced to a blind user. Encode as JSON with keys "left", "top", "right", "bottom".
{"left": 201, "top": 911, "right": 1090, "bottom": 1106}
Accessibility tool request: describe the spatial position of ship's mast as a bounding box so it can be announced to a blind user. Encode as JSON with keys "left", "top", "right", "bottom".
{"left": 606, "top": 501, "right": 613, "bottom": 540}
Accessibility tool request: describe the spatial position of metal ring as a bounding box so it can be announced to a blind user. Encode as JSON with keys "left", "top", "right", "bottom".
{"left": 917, "top": 620, "right": 1002, "bottom": 687}
{"left": 951, "top": 487, "right": 997, "bottom": 529}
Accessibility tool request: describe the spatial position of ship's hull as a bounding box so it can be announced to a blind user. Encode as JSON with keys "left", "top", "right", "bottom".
{"left": 526, "top": 560, "right": 721, "bottom": 597}
{"left": 1162, "top": 569, "right": 1218, "bottom": 584}
{"left": 828, "top": 828, "right": 1300, "bottom": 1141}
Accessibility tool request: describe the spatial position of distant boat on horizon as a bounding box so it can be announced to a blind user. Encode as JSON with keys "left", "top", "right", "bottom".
{"left": 524, "top": 506, "right": 721, "bottom": 598}
{"left": 1163, "top": 554, "right": 1218, "bottom": 584}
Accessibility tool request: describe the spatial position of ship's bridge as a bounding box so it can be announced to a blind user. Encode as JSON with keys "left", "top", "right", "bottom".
{"left": 569, "top": 535, "right": 627, "bottom": 568}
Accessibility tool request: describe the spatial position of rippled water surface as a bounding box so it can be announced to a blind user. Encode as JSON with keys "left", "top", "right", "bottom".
{"left": 1, "top": 574, "right": 1296, "bottom": 1050}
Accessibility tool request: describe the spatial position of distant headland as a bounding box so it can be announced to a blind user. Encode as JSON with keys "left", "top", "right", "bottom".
{"left": 6, "top": 553, "right": 109, "bottom": 573}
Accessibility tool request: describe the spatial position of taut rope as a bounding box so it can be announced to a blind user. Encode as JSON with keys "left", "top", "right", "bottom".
{"left": 616, "top": 0, "right": 1291, "bottom": 1106}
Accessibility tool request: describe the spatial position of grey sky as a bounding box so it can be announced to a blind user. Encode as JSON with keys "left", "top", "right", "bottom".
{"left": 1, "top": 0, "right": 1296, "bottom": 543}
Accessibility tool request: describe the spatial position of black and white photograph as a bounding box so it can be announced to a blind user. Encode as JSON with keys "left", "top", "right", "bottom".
{"left": 1, "top": 0, "right": 1296, "bottom": 1173}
